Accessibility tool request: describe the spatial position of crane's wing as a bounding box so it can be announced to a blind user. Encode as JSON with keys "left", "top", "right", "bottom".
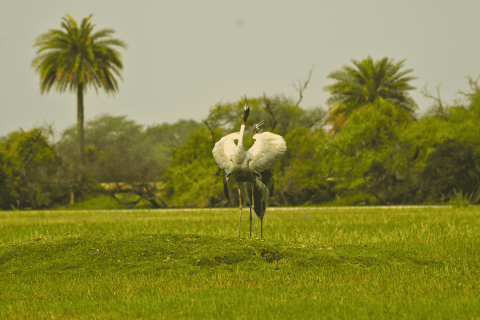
{"left": 259, "top": 170, "right": 274, "bottom": 197}
{"left": 223, "top": 170, "right": 230, "bottom": 200}
{"left": 244, "top": 171, "right": 273, "bottom": 219}
{"left": 247, "top": 132, "right": 287, "bottom": 173}
{"left": 212, "top": 132, "right": 240, "bottom": 200}
{"left": 212, "top": 132, "right": 240, "bottom": 172}
{"left": 244, "top": 181, "right": 265, "bottom": 219}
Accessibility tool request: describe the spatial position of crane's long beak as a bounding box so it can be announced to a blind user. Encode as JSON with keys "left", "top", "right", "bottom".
{"left": 242, "top": 95, "right": 250, "bottom": 124}
{"left": 253, "top": 120, "right": 264, "bottom": 134}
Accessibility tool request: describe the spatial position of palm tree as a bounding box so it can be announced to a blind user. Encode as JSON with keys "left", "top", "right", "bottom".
{"left": 32, "top": 14, "right": 127, "bottom": 164}
{"left": 324, "top": 56, "right": 417, "bottom": 132}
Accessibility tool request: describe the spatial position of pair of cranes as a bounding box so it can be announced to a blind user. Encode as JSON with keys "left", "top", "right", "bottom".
{"left": 212, "top": 96, "right": 287, "bottom": 238}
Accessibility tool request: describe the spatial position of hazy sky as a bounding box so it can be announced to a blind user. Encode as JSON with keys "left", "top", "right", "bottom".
{"left": 1, "top": 0, "right": 479, "bottom": 138}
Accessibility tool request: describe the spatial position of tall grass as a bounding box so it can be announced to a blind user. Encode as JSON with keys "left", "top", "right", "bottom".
{"left": 1, "top": 207, "right": 479, "bottom": 319}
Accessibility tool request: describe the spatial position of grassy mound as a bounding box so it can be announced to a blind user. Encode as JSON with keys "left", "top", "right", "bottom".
{"left": 1, "top": 207, "right": 479, "bottom": 319}
{"left": 1, "top": 233, "right": 442, "bottom": 276}
{"left": 62, "top": 194, "right": 125, "bottom": 210}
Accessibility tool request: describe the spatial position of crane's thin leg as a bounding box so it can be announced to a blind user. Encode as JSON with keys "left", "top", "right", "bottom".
{"left": 250, "top": 185, "right": 253, "bottom": 237}
{"left": 249, "top": 206, "right": 252, "bottom": 237}
{"left": 238, "top": 188, "right": 242, "bottom": 237}
{"left": 254, "top": 212, "right": 257, "bottom": 238}
{"left": 261, "top": 219, "right": 263, "bottom": 238}
{"left": 252, "top": 185, "right": 257, "bottom": 238}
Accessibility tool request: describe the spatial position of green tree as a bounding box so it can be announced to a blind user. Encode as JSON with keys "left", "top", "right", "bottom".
{"left": 0, "top": 154, "right": 10, "bottom": 209}
{"left": 0, "top": 129, "right": 66, "bottom": 209}
{"left": 328, "top": 98, "right": 410, "bottom": 204}
{"left": 421, "top": 140, "right": 480, "bottom": 202}
{"left": 400, "top": 100, "right": 480, "bottom": 165}
{"left": 32, "top": 14, "right": 127, "bottom": 165}
{"left": 164, "top": 126, "right": 224, "bottom": 207}
{"left": 279, "top": 127, "right": 333, "bottom": 205}
{"left": 144, "top": 119, "right": 203, "bottom": 166}
{"left": 325, "top": 56, "right": 417, "bottom": 132}
{"left": 57, "top": 114, "right": 165, "bottom": 207}
{"left": 394, "top": 91, "right": 480, "bottom": 204}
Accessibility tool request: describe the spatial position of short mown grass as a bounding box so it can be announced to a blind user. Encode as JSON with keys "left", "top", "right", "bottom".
{"left": 1, "top": 207, "right": 479, "bottom": 319}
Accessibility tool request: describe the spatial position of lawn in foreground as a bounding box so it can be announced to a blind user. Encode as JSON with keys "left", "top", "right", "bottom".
{"left": 0, "top": 207, "right": 479, "bottom": 319}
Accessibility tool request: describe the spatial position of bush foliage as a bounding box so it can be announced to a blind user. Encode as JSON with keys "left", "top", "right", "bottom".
{"left": 2, "top": 61, "right": 480, "bottom": 209}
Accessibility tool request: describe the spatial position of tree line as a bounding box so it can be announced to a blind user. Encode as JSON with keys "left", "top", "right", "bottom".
{"left": 1, "top": 14, "right": 480, "bottom": 209}
{"left": 1, "top": 76, "right": 479, "bottom": 209}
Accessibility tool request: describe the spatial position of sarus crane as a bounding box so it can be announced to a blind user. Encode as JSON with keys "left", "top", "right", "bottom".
{"left": 212, "top": 96, "right": 287, "bottom": 238}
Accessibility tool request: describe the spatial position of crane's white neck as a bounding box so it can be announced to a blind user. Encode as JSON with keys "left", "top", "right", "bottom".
{"left": 237, "top": 123, "right": 246, "bottom": 148}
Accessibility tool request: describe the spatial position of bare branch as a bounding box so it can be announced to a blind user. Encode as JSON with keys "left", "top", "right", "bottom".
{"left": 263, "top": 92, "right": 278, "bottom": 131}
{"left": 421, "top": 84, "right": 445, "bottom": 117}
{"left": 202, "top": 119, "right": 216, "bottom": 149}
{"left": 421, "top": 84, "right": 443, "bottom": 108}
{"left": 457, "top": 74, "right": 480, "bottom": 104}
{"left": 96, "top": 182, "right": 167, "bottom": 208}
{"left": 292, "top": 65, "right": 314, "bottom": 107}
{"left": 329, "top": 142, "right": 360, "bottom": 169}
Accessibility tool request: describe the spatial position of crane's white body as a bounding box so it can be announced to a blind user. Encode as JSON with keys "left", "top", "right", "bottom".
{"left": 212, "top": 130, "right": 274, "bottom": 211}
{"left": 213, "top": 131, "right": 287, "bottom": 179}
{"left": 212, "top": 119, "right": 286, "bottom": 237}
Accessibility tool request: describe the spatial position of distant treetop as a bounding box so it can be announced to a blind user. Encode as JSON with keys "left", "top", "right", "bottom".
{"left": 324, "top": 56, "right": 418, "bottom": 133}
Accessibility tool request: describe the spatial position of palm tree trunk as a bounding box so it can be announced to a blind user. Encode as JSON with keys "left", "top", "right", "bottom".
{"left": 77, "top": 83, "right": 85, "bottom": 165}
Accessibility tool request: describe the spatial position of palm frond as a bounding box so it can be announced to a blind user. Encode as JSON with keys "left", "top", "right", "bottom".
{"left": 94, "top": 39, "right": 128, "bottom": 49}
{"left": 324, "top": 56, "right": 417, "bottom": 132}
{"left": 91, "top": 29, "right": 116, "bottom": 40}
{"left": 79, "top": 14, "right": 93, "bottom": 32}
{"left": 32, "top": 14, "right": 126, "bottom": 96}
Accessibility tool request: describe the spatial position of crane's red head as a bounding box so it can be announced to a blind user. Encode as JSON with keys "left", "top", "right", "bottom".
{"left": 242, "top": 95, "right": 250, "bottom": 124}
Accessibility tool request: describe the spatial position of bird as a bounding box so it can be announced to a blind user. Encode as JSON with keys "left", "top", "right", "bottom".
{"left": 212, "top": 95, "right": 287, "bottom": 238}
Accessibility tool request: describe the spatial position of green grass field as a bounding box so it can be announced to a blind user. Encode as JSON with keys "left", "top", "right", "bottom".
{"left": 1, "top": 207, "right": 479, "bottom": 319}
